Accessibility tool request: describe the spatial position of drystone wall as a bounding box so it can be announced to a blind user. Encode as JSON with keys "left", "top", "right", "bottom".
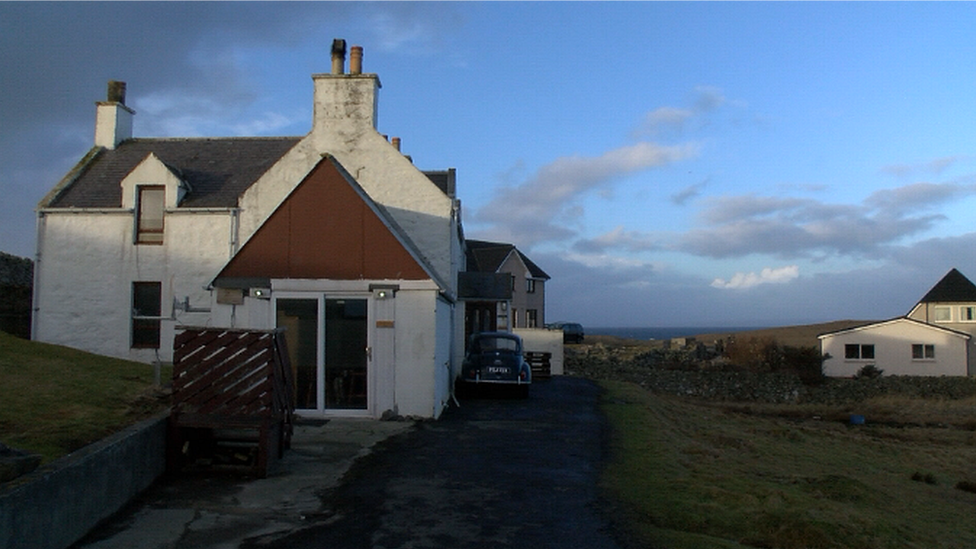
{"left": 567, "top": 343, "right": 976, "bottom": 404}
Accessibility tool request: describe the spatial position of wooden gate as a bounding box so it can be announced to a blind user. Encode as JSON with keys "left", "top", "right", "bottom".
{"left": 169, "top": 327, "right": 295, "bottom": 477}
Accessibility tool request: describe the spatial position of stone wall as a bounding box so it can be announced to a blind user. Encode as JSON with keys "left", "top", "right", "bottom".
{"left": 0, "top": 414, "right": 168, "bottom": 549}
{"left": 567, "top": 343, "right": 976, "bottom": 404}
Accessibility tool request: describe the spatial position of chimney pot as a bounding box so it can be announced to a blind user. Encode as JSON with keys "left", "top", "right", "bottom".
{"left": 392, "top": 137, "right": 401, "bottom": 151}
{"left": 107, "top": 80, "right": 126, "bottom": 104}
{"left": 350, "top": 46, "right": 363, "bottom": 74}
{"left": 331, "top": 39, "right": 347, "bottom": 75}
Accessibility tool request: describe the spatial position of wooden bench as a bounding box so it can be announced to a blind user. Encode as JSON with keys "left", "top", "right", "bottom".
{"left": 169, "top": 328, "right": 294, "bottom": 477}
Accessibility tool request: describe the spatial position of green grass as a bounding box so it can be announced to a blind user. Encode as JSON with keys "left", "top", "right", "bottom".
{"left": 0, "top": 331, "right": 170, "bottom": 463}
{"left": 600, "top": 380, "right": 976, "bottom": 549}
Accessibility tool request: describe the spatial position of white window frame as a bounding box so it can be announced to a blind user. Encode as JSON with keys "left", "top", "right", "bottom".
{"left": 934, "top": 306, "right": 952, "bottom": 322}
{"left": 960, "top": 306, "right": 976, "bottom": 322}
{"left": 135, "top": 185, "right": 165, "bottom": 245}
{"left": 911, "top": 343, "right": 935, "bottom": 361}
{"left": 844, "top": 343, "right": 875, "bottom": 361}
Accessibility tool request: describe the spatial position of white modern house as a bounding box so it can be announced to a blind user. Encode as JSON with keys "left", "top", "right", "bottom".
{"left": 33, "top": 42, "right": 470, "bottom": 419}
{"left": 819, "top": 268, "right": 976, "bottom": 377}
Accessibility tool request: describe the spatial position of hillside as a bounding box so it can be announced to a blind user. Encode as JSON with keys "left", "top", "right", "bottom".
{"left": 686, "top": 319, "right": 876, "bottom": 348}
{"left": 0, "top": 331, "right": 169, "bottom": 463}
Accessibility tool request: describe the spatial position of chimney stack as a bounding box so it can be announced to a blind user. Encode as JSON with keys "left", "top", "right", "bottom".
{"left": 95, "top": 80, "right": 134, "bottom": 150}
{"left": 107, "top": 80, "right": 126, "bottom": 104}
{"left": 331, "top": 39, "right": 347, "bottom": 75}
{"left": 312, "top": 40, "right": 381, "bottom": 138}
{"left": 391, "top": 137, "right": 401, "bottom": 151}
{"left": 350, "top": 45, "right": 363, "bottom": 75}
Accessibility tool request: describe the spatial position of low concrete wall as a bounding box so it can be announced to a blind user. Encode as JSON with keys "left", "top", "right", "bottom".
{"left": 0, "top": 413, "right": 168, "bottom": 549}
{"left": 514, "top": 328, "right": 565, "bottom": 376}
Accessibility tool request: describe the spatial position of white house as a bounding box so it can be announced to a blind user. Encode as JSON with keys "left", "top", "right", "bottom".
{"left": 819, "top": 269, "right": 976, "bottom": 377}
{"left": 33, "top": 41, "right": 467, "bottom": 419}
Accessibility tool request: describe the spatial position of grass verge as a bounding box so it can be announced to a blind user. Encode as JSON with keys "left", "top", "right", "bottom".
{"left": 0, "top": 331, "right": 170, "bottom": 463}
{"left": 600, "top": 379, "right": 976, "bottom": 549}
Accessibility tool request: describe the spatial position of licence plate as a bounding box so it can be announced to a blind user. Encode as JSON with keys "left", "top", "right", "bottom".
{"left": 487, "top": 367, "right": 509, "bottom": 374}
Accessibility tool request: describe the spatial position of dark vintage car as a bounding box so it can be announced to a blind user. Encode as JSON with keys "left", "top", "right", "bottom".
{"left": 457, "top": 332, "right": 531, "bottom": 398}
{"left": 547, "top": 321, "right": 584, "bottom": 344}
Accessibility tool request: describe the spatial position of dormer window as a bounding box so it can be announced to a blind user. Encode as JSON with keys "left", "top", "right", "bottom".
{"left": 136, "top": 185, "right": 165, "bottom": 244}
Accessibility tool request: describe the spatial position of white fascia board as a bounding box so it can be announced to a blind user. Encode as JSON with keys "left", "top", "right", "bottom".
{"left": 818, "top": 317, "right": 971, "bottom": 341}
{"left": 271, "top": 279, "right": 440, "bottom": 293}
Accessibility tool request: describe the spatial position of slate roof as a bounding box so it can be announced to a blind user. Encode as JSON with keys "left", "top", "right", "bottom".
{"left": 43, "top": 137, "right": 301, "bottom": 209}
{"left": 465, "top": 239, "right": 550, "bottom": 280}
{"left": 423, "top": 169, "right": 456, "bottom": 198}
{"left": 919, "top": 268, "right": 976, "bottom": 303}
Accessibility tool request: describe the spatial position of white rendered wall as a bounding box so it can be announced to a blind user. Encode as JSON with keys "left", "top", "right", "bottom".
{"left": 432, "top": 297, "right": 454, "bottom": 418}
{"left": 34, "top": 211, "right": 233, "bottom": 362}
{"left": 214, "top": 279, "right": 444, "bottom": 418}
{"left": 393, "top": 289, "right": 438, "bottom": 417}
{"left": 514, "top": 328, "right": 565, "bottom": 376}
{"left": 237, "top": 74, "right": 458, "bottom": 296}
{"left": 821, "top": 320, "right": 970, "bottom": 377}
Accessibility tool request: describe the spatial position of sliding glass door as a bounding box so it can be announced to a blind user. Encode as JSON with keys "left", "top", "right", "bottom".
{"left": 275, "top": 295, "right": 369, "bottom": 413}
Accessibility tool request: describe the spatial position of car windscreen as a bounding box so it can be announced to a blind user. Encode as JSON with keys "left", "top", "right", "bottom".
{"left": 473, "top": 337, "right": 519, "bottom": 353}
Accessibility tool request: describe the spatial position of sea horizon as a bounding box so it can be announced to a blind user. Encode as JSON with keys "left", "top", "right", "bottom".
{"left": 588, "top": 326, "right": 766, "bottom": 341}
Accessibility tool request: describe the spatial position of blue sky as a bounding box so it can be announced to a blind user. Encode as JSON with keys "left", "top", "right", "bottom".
{"left": 3, "top": 2, "right": 976, "bottom": 328}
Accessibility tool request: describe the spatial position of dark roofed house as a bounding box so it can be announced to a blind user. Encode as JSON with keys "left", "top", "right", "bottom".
{"left": 33, "top": 44, "right": 467, "bottom": 420}
{"left": 916, "top": 268, "right": 976, "bottom": 306}
{"left": 461, "top": 239, "right": 549, "bottom": 339}
{"left": 819, "top": 268, "right": 976, "bottom": 377}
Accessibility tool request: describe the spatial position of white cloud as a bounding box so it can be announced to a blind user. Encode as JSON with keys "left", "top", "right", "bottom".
{"left": 635, "top": 86, "right": 728, "bottom": 137}
{"left": 474, "top": 141, "right": 698, "bottom": 246}
{"left": 671, "top": 178, "right": 709, "bottom": 206}
{"left": 881, "top": 156, "right": 967, "bottom": 178}
{"left": 679, "top": 182, "right": 976, "bottom": 260}
{"left": 711, "top": 265, "right": 799, "bottom": 290}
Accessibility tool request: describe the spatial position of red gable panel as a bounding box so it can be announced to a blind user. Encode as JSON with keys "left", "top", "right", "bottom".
{"left": 218, "top": 158, "right": 429, "bottom": 281}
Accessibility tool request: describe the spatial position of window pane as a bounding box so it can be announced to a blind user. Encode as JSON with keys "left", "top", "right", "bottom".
{"left": 962, "top": 307, "right": 976, "bottom": 321}
{"left": 861, "top": 345, "right": 875, "bottom": 359}
{"left": 925, "top": 345, "right": 935, "bottom": 359}
{"left": 132, "top": 282, "right": 161, "bottom": 348}
{"left": 133, "top": 282, "right": 162, "bottom": 316}
{"left": 845, "top": 344, "right": 860, "bottom": 359}
{"left": 137, "top": 187, "right": 165, "bottom": 244}
{"left": 934, "top": 307, "right": 951, "bottom": 321}
{"left": 912, "top": 344, "right": 923, "bottom": 359}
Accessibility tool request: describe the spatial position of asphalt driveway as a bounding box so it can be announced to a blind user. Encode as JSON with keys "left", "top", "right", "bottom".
{"left": 75, "top": 376, "right": 622, "bottom": 549}
{"left": 249, "top": 376, "right": 622, "bottom": 549}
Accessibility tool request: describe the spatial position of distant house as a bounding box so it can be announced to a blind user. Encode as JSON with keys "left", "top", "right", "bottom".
{"left": 819, "top": 268, "right": 976, "bottom": 377}
{"left": 0, "top": 252, "right": 32, "bottom": 339}
{"left": 31, "top": 42, "right": 492, "bottom": 419}
{"left": 462, "top": 239, "right": 550, "bottom": 337}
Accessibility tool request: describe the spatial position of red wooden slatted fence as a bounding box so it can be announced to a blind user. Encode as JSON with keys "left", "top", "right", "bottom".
{"left": 169, "top": 327, "right": 294, "bottom": 477}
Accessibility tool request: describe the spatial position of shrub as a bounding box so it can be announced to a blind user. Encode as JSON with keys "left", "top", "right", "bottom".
{"left": 855, "top": 364, "right": 884, "bottom": 379}
{"left": 724, "top": 337, "right": 826, "bottom": 385}
{"left": 912, "top": 472, "right": 937, "bottom": 485}
{"left": 955, "top": 480, "right": 976, "bottom": 494}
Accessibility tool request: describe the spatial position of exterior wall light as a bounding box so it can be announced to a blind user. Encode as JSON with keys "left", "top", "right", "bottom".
{"left": 369, "top": 283, "right": 399, "bottom": 299}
